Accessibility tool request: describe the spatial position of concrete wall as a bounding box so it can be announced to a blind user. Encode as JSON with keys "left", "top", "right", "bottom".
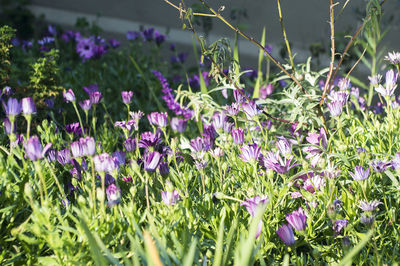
{"left": 29, "top": 0, "right": 400, "bottom": 65}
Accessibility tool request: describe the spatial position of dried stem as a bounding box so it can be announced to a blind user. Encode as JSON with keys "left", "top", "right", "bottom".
{"left": 277, "top": 0, "right": 295, "bottom": 73}
{"left": 320, "top": 0, "right": 387, "bottom": 105}
{"left": 320, "top": 0, "right": 338, "bottom": 106}
{"left": 164, "top": 0, "right": 308, "bottom": 95}
{"left": 345, "top": 47, "right": 367, "bottom": 80}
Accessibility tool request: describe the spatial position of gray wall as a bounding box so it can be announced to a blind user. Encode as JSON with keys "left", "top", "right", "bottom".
{"left": 29, "top": 0, "right": 400, "bottom": 65}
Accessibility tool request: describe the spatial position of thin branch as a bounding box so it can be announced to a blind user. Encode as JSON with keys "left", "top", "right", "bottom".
{"left": 164, "top": 0, "right": 309, "bottom": 96}
{"left": 320, "top": 0, "right": 338, "bottom": 106}
{"left": 277, "top": 0, "right": 295, "bottom": 73}
{"left": 345, "top": 47, "right": 367, "bottom": 80}
{"left": 321, "top": 0, "right": 387, "bottom": 104}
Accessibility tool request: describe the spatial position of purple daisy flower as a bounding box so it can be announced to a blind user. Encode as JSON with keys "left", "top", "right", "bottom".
{"left": 349, "top": 166, "right": 370, "bottom": 181}
{"left": 276, "top": 224, "right": 295, "bottom": 246}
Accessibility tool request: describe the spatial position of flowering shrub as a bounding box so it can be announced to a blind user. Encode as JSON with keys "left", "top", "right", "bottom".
{"left": 0, "top": 0, "right": 400, "bottom": 264}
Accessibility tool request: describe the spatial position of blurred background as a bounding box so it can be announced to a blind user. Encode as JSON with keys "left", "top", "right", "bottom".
{"left": 1, "top": 0, "right": 400, "bottom": 69}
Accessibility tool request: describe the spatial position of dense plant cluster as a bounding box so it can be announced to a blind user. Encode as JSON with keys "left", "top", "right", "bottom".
{"left": 1, "top": 0, "right": 400, "bottom": 264}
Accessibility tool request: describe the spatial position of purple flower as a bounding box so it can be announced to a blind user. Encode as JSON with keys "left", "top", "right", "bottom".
{"left": 191, "top": 137, "right": 205, "bottom": 152}
{"left": 241, "top": 195, "right": 269, "bottom": 217}
{"left": 276, "top": 136, "right": 292, "bottom": 156}
{"left": 261, "top": 151, "right": 298, "bottom": 174}
{"left": 240, "top": 144, "right": 261, "bottom": 163}
{"left": 242, "top": 101, "right": 261, "bottom": 118}
{"left": 368, "top": 74, "right": 382, "bottom": 86}
{"left": 375, "top": 69, "right": 398, "bottom": 96}
{"left": 210, "top": 147, "right": 223, "bottom": 157}
{"left": 158, "top": 161, "right": 169, "bottom": 176}
{"left": 44, "top": 98, "right": 55, "bottom": 108}
{"left": 24, "top": 136, "right": 52, "bottom": 161}
{"left": 112, "top": 151, "right": 125, "bottom": 166}
{"left": 203, "top": 124, "right": 218, "bottom": 141}
{"left": 80, "top": 137, "right": 96, "bottom": 156}
{"left": 139, "top": 131, "right": 162, "bottom": 149}
{"left": 358, "top": 200, "right": 381, "bottom": 212}
{"left": 370, "top": 159, "right": 390, "bottom": 172}
{"left": 226, "top": 103, "right": 240, "bottom": 116}
{"left": 126, "top": 31, "right": 140, "bottom": 41}
{"left": 327, "top": 100, "right": 345, "bottom": 117}
{"left": 57, "top": 148, "right": 71, "bottom": 165}
{"left": 89, "top": 91, "right": 102, "bottom": 104}
{"left": 259, "top": 84, "right": 274, "bottom": 99}
{"left": 3, "top": 98, "right": 21, "bottom": 117}
{"left": 4, "top": 118, "right": 16, "bottom": 135}
{"left": 350, "top": 166, "right": 370, "bottom": 181}
{"left": 121, "top": 91, "right": 134, "bottom": 104}
{"left": 71, "top": 141, "right": 84, "bottom": 158}
{"left": 233, "top": 89, "right": 246, "bottom": 103}
{"left": 152, "top": 71, "right": 193, "bottom": 119}
{"left": 147, "top": 112, "right": 168, "bottom": 128}
{"left": 65, "top": 122, "right": 82, "bottom": 135}
{"left": 83, "top": 84, "right": 99, "bottom": 94}
{"left": 333, "top": 219, "right": 348, "bottom": 234}
{"left": 303, "top": 175, "right": 325, "bottom": 193}
{"left": 302, "top": 128, "right": 328, "bottom": 167}
{"left": 124, "top": 138, "right": 137, "bottom": 152}
{"left": 231, "top": 128, "right": 244, "bottom": 145}
{"left": 108, "top": 39, "right": 120, "bottom": 48}
{"left": 142, "top": 28, "right": 154, "bottom": 41}
{"left": 338, "top": 78, "right": 351, "bottom": 90}
{"left": 391, "top": 153, "right": 400, "bottom": 170}
{"left": 161, "top": 189, "right": 180, "bottom": 205}
{"left": 241, "top": 195, "right": 269, "bottom": 239}
{"left": 76, "top": 37, "right": 96, "bottom": 59}
{"left": 63, "top": 89, "right": 76, "bottom": 102}
{"left": 360, "top": 215, "right": 375, "bottom": 225}
{"left": 79, "top": 99, "right": 92, "bottom": 111}
{"left": 276, "top": 224, "right": 295, "bottom": 246}
{"left": 385, "top": 51, "right": 400, "bottom": 64}
{"left": 46, "top": 149, "right": 57, "bottom": 162}
{"left": 106, "top": 184, "right": 121, "bottom": 207}
{"left": 154, "top": 30, "right": 166, "bottom": 45}
{"left": 170, "top": 117, "right": 187, "bottom": 133}
{"left": 212, "top": 111, "right": 227, "bottom": 130}
{"left": 286, "top": 208, "right": 307, "bottom": 231}
{"left": 143, "top": 151, "right": 162, "bottom": 172}
{"left": 21, "top": 97, "right": 36, "bottom": 115}
{"left": 93, "top": 153, "right": 118, "bottom": 173}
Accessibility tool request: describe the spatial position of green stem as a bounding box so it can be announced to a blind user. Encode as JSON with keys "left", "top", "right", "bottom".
{"left": 72, "top": 102, "right": 85, "bottom": 136}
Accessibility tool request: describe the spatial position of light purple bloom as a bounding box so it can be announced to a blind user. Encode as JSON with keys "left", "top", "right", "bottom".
{"left": 139, "top": 131, "right": 162, "bottom": 149}
{"left": 359, "top": 200, "right": 381, "bottom": 212}
{"left": 143, "top": 151, "right": 162, "bottom": 172}
{"left": 108, "top": 39, "right": 120, "bottom": 48}
{"left": 259, "top": 84, "right": 274, "bottom": 99}
{"left": 191, "top": 137, "right": 205, "bottom": 152}
{"left": 231, "top": 128, "right": 244, "bottom": 145}
{"left": 147, "top": 112, "right": 168, "bottom": 128}
{"left": 327, "top": 100, "right": 345, "bottom": 117}
{"left": 170, "top": 117, "right": 187, "bottom": 133}
{"left": 65, "top": 122, "right": 82, "bottom": 135}
{"left": 385, "top": 51, "right": 400, "bottom": 64}
{"left": 89, "top": 91, "right": 102, "bottom": 104}
{"left": 350, "top": 166, "right": 370, "bottom": 181}
{"left": 212, "top": 111, "right": 227, "bottom": 130}
{"left": 3, "top": 98, "right": 21, "bottom": 117}
{"left": 21, "top": 97, "right": 36, "bottom": 115}
{"left": 226, "top": 103, "right": 240, "bottom": 116}
{"left": 63, "top": 89, "right": 76, "bottom": 102}
{"left": 71, "top": 141, "right": 84, "bottom": 158}
{"left": 80, "top": 137, "right": 96, "bottom": 156}
{"left": 241, "top": 195, "right": 269, "bottom": 239}
{"left": 360, "top": 215, "right": 375, "bottom": 225}
{"left": 24, "top": 136, "right": 52, "bottom": 161}
{"left": 76, "top": 37, "right": 96, "bottom": 59}
{"left": 112, "top": 151, "right": 125, "bottom": 166}
{"left": 57, "top": 148, "right": 71, "bottom": 165}
{"left": 233, "top": 89, "right": 246, "bottom": 103}
{"left": 79, "top": 99, "right": 92, "bottom": 111}
{"left": 121, "top": 91, "right": 134, "bottom": 104}
{"left": 126, "top": 31, "right": 140, "bottom": 41}
{"left": 370, "top": 159, "right": 390, "bottom": 172}
{"left": 338, "top": 78, "right": 351, "bottom": 90}
{"left": 303, "top": 175, "right": 324, "bottom": 193}
{"left": 158, "top": 161, "right": 169, "bottom": 176}
{"left": 93, "top": 153, "right": 118, "bottom": 173}
{"left": 106, "top": 184, "right": 121, "bottom": 207}
{"left": 124, "top": 138, "right": 137, "bottom": 152}
{"left": 262, "top": 151, "right": 298, "bottom": 174}
{"left": 276, "top": 136, "right": 292, "bottom": 156}
{"left": 375, "top": 69, "right": 398, "bottom": 96}
{"left": 333, "top": 219, "right": 348, "bottom": 234}
{"left": 286, "top": 208, "right": 307, "bottom": 231}
{"left": 242, "top": 101, "right": 261, "bottom": 118}
{"left": 161, "top": 190, "right": 180, "bottom": 205}
{"left": 4, "top": 118, "right": 16, "bottom": 135}
{"left": 368, "top": 74, "right": 382, "bottom": 86}
{"left": 83, "top": 84, "right": 99, "bottom": 94}
{"left": 240, "top": 144, "right": 261, "bottom": 163}
{"left": 391, "top": 153, "right": 400, "bottom": 170}
{"left": 276, "top": 224, "right": 295, "bottom": 246}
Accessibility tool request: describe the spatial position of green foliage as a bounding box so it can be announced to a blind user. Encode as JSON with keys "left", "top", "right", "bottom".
{"left": 0, "top": 25, "right": 15, "bottom": 87}
{"left": 28, "top": 49, "right": 63, "bottom": 104}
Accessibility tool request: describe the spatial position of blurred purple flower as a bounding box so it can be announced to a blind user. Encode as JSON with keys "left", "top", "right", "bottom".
{"left": 142, "top": 28, "right": 154, "bottom": 41}
{"left": 359, "top": 200, "right": 381, "bottom": 212}
{"left": 126, "top": 31, "right": 140, "bottom": 41}
{"left": 385, "top": 51, "right": 400, "bottom": 64}
{"left": 63, "top": 89, "right": 76, "bottom": 102}
{"left": 276, "top": 224, "right": 295, "bottom": 245}
{"left": 3, "top": 98, "right": 21, "bottom": 117}
{"left": 143, "top": 151, "right": 162, "bottom": 172}
{"left": 242, "top": 101, "right": 261, "bottom": 118}
{"left": 106, "top": 184, "right": 121, "bottom": 207}
{"left": 161, "top": 189, "right": 180, "bottom": 205}
{"left": 370, "top": 159, "right": 390, "bottom": 172}
{"left": 21, "top": 97, "right": 36, "bottom": 115}
{"left": 231, "top": 128, "right": 244, "bottom": 145}
{"left": 240, "top": 144, "right": 261, "bottom": 163}
{"left": 333, "top": 219, "right": 348, "bottom": 234}
{"left": 286, "top": 207, "right": 307, "bottom": 231}
{"left": 147, "top": 112, "right": 168, "bottom": 128}
{"left": 76, "top": 37, "right": 96, "bottom": 59}
{"left": 108, "top": 39, "right": 120, "bottom": 48}
{"left": 259, "top": 84, "right": 274, "bottom": 99}
{"left": 57, "top": 148, "right": 71, "bottom": 165}
{"left": 24, "top": 136, "right": 52, "bottom": 161}
{"left": 170, "top": 117, "right": 187, "bottom": 133}
{"left": 79, "top": 99, "right": 92, "bottom": 111}
{"left": 121, "top": 91, "right": 134, "bottom": 104}
{"left": 124, "top": 138, "right": 137, "bottom": 152}
{"left": 350, "top": 166, "right": 370, "bottom": 181}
